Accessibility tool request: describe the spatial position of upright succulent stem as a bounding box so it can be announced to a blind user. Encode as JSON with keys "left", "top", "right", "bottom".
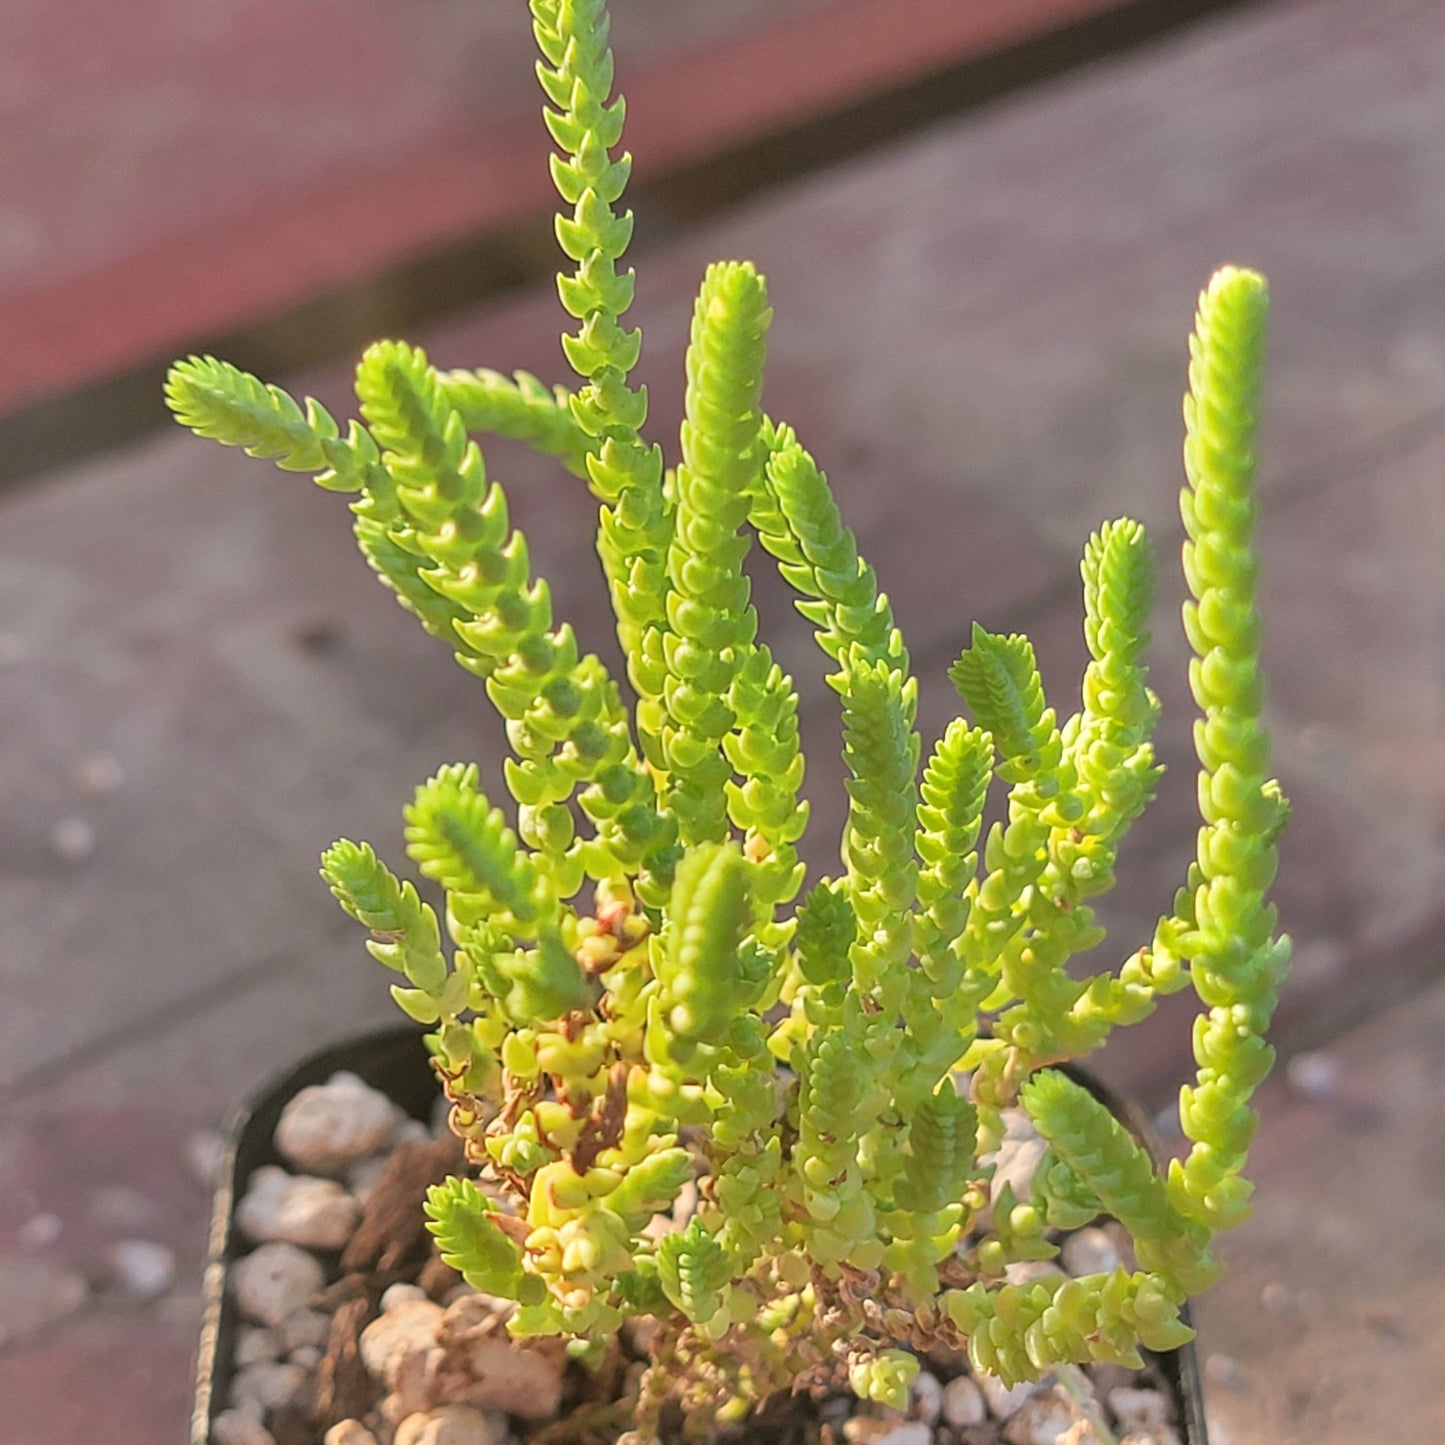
{"left": 164, "top": 0, "right": 1288, "bottom": 1424}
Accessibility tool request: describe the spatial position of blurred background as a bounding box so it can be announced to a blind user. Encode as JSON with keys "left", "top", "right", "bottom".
{"left": 1, "top": 0, "right": 1442, "bottom": 1441}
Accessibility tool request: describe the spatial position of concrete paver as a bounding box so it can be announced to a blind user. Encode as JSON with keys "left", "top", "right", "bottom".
{"left": 1196, "top": 979, "right": 1445, "bottom": 1445}
{"left": 1, "top": 0, "right": 820, "bottom": 300}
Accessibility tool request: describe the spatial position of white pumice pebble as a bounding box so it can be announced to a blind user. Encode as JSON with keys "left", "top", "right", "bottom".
{"left": 212, "top": 1408, "right": 277, "bottom": 1445}
{"left": 238, "top": 1166, "right": 360, "bottom": 1249}
{"left": 1056, "top": 1420, "right": 1105, "bottom": 1445}
{"left": 1061, "top": 1225, "right": 1120, "bottom": 1277}
{"left": 235, "top": 1326, "right": 282, "bottom": 1366}
{"left": 988, "top": 1111, "right": 1048, "bottom": 1204}
{"left": 909, "top": 1369, "right": 943, "bottom": 1423}
{"left": 280, "top": 1307, "right": 331, "bottom": 1352}
{"left": 870, "top": 1423, "right": 933, "bottom": 1445}
{"left": 232, "top": 1242, "right": 324, "bottom": 1327}
{"left": 275, "top": 1072, "right": 400, "bottom": 1176}
{"left": 979, "top": 1372, "right": 1041, "bottom": 1419}
{"left": 230, "top": 1359, "right": 308, "bottom": 1415}
{"left": 360, "top": 1299, "right": 446, "bottom": 1390}
{"left": 1107, "top": 1386, "right": 1172, "bottom": 1433}
{"left": 841, "top": 1413, "right": 916, "bottom": 1444}
{"left": 942, "top": 1375, "right": 987, "bottom": 1426}
{"left": 440, "top": 1332, "right": 565, "bottom": 1418}
{"left": 1002, "top": 1392, "right": 1077, "bottom": 1445}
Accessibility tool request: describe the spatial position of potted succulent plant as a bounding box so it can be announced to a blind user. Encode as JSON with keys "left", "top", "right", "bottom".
{"left": 166, "top": 1, "right": 1289, "bottom": 1442}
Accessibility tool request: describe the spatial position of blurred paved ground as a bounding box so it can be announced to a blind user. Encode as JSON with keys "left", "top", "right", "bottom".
{"left": 2, "top": 0, "right": 1444, "bottom": 1440}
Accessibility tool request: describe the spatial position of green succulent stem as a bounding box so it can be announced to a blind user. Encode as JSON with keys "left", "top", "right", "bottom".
{"left": 1168, "top": 266, "right": 1290, "bottom": 1233}
{"left": 164, "top": 0, "right": 1288, "bottom": 1421}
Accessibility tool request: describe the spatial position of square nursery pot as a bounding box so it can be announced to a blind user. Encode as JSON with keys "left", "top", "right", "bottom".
{"left": 192, "top": 1026, "right": 1210, "bottom": 1445}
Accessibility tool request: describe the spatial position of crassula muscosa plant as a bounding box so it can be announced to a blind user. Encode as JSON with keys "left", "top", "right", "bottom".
{"left": 165, "top": 0, "right": 1290, "bottom": 1435}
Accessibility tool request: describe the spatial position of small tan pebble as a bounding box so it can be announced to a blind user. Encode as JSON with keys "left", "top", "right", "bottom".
{"left": 1003, "top": 1260, "right": 1063, "bottom": 1286}
{"left": 232, "top": 1242, "right": 324, "bottom": 1327}
{"left": 382, "top": 1283, "right": 432, "bottom": 1312}
{"left": 1121, "top": 1433, "right": 1180, "bottom": 1445}
{"left": 280, "top": 1307, "right": 331, "bottom": 1352}
{"left": 238, "top": 1166, "right": 360, "bottom": 1250}
{"left": 212, "top": 1408, "right": 278, "bottom": 1445}
{"left": 394, "top": 1405, "right": 500, "bottom": 1445}
{"left": 942, "top": 1376, "right": 986, "bottom": 1427}
{"left": 230, "top": 1360, "right": 308, "bottom": 1414}
{"left": 910, "top": 1370, "right": 943, "bottom": 1423}
{"left": 324, "top": 1423, "right": 380, "bottom": 1445}
{"left": 439, "top": 1292, "right": 510, "bottom": 1333}
{"left": 441, "top": 1333, "right": 565, "bottom": 1419}
{"left": 978, "top": 1373, "right": 1039, "bottom": 1420}
{"left": 1107, "top": 1387, "right": 1171, "bottom": 1433}
{"left": 290, "top": 1345, "right": 323, "bottom": 1371}
{"left": 1001, "top": 1393, "right": 1075, "bottom": 1445}
{"left": 1203, "top": 1353, "right": 1248, "bottom": 1392}
{"left": 840, "top": 1412, "right": 908, "bottom": 1444}
{"left": 360, "top": 1299, "right": 446, "bottom": 1389}
{"left": 1057, "top": 1424, "right": 1104, "bottom": 1445}
{"left": 275, "top": 1073, "right": 400, "bottom": 1176}
{"left": 1060, "top": 1226, "right": 1119, "bottom": 1277}
{"left": 235, "top": 1326, "right": 283, "bottom": 1366}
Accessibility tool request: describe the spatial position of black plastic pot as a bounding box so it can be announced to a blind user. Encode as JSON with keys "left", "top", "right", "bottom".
{"left": 192, "top": 1026, "right": 1209, "bottom": 1444}
{"left": 191, "top": 1026, "right": 439, "bottom": 1445}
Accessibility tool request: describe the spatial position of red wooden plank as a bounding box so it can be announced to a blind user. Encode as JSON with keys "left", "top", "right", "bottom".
{"left": 0, "top": 0, "right": 1127, "bottom": 414}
